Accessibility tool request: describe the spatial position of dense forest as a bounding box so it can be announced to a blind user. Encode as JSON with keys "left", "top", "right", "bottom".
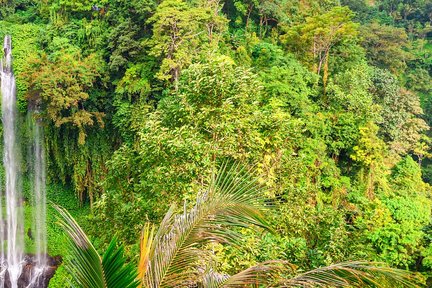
{"left": 1, "top": 0, "right": 432, "bottom": 286}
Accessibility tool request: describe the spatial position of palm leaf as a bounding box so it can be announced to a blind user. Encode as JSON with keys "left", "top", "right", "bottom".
{"left": 201, "top": 260, "right": 421, "bottom": 288}
{"left": 139, "top": 162, "right": 422, "bottom": 288}
{"left": 138, "top": 223, "right": 155, "bottom": 284}
{"left": 140, "top": 162, "right": 272, "bottom": 287}
{"left": 54, "top": 205, "right": 139, "bottom": 288}
{"left": 200, "top": 261, "right": 284, "bottom": 288}
{"left": 54, "top": 204, "right": 106, "bottom": 288}
{"left": 102, "top": 238, "right": 139, "bottom": 288}
{"left": 279, "top": 261, "right": 422, "bottom": 288}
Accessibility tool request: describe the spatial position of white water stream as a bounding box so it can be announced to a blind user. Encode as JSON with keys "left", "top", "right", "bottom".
{"left": 2, "top": 35, "right": 24, "bottom": 288}
{"left": 0, "top": 36, "right": 48, "bottom": 288}
{"left": 27, "top": 113, "right": 48, "bottom": 287}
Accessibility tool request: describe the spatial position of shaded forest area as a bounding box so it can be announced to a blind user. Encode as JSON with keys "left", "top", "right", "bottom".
{"left": 1, "top": 0, "right": 432, "bottom": 285}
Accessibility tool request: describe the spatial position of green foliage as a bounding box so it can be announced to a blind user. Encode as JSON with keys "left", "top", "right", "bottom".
{"left": 46, "top": 182, "right": 90, "bottom": 256}
{"left": 365, "top": 157, "right": 432, "bottom": 268}
{"left": 106, "top": 19, "right": 143, "bottom": 73}
{"left": 55, "top": 204, "right": 138, "bottom": 288}
{"left": 370, "top": 68, "right": 428, "bottom": 155}
{"left": 24, "top": 47, "right": 104, "bottom": 144}
{"left": 376, "top": 0, "right": 432, "bottom": 28}
{"left": 19, "top": 37, "right": 113, "bottom": 204}
{"left": 0, "top": 21, "right": 41, "bottom": 111}
{"left": 45, "top": 124, "right": 113, "bottom": 204}
{"left": 93, "top": 55, "right": 268, "bottom": 245}
{"left": 139, "top": 163, "right": 273, "bottom": 287}
{"left": 361, "top": 22, "right": 412, "bottom": 74}
{"left": 255, "top": 44, "right": 318, "bottom": 115}
{"left": 1, "top": 0, "right": 432, "bottom": 285}
{"left": 351, "top": 122, "right": 386, "bottom": 166}
{"left": 146, "top": 0, "right": 227, "bottom": 84}
{"left": 48, "top": 265, "right": 72, "bottom": 288}
{"left": 59, "top": 164, "right": 422, "bottom": 287}
{"left": 281, "top": 6, "right": 359, "bottom": 79}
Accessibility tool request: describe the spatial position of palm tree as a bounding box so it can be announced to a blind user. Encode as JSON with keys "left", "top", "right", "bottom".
{"left": 55, "top": 163, "right": 422, "bottom": 288}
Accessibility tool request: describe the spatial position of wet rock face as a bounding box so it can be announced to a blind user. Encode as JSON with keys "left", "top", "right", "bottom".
{"left": 3, "top": 255, "right": 61, "bottom": 288}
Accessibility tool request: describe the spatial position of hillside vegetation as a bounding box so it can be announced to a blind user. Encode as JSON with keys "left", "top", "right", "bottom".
{"left": 0, "top": 0, "right": 432, "bottom": 285}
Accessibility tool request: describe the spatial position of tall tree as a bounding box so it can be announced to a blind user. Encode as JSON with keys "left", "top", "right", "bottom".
{"left": 281, "top": 6, "right": 358, "bottom": 87}
{"left": 146, "top": 0, "right": 227, "bottom": 88}
{"left": 361, "top": 22, "right": 412, "bottom": 74}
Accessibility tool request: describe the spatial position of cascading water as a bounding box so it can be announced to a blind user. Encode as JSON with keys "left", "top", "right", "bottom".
{"left": 33, "top": 121, "right": 47, "bottom": 266}
{"left": 0, "top": 36, "right": 53, "bottom": 288}
{"left": 26, "top": 112, "right": 48, "bottom": 287}
{"left": 1, "top": 35, "right": 24, "bottom": 288}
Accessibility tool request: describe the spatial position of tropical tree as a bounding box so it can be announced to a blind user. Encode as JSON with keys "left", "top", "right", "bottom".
{"left": 56, "top": 164, "right": 421, "bottom": 287}
{"left": 361, "top": 23, "right": 411, "bottom": 74}
{"left": 24, "top": 46, "right": 104, "bottom": 145}
{"left": 281, "top": 6, "right": 358, "bottom": 86}
{"left": 370, "top": 69, "right": 428, "bottom": 155}
{"left": 146, "top": 0, "right": 227, "bottom": 87}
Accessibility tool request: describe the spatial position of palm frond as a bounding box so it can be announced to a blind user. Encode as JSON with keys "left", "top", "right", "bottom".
{"left": 141, "top": 162, "right": 272, "bottom": 288}
{"left": 200, "top": 261, "right": 283, "bottom": 288}
{"left": 54, "top": 204, "right": 106, "bottom": 288}
{"left": 280, "top": 261, "right": 422, "bottom": 288}
{"left": 54, "top": 205, "right": 139, "bottom": 288}
{"left": 138, "top": 223, "right": 155, "bottom": 284}
{"left": 140, "top": 163, "right": 421, "bottom": 288}
{"left": 102, "top": 238, "right": 139, "bottom": 288}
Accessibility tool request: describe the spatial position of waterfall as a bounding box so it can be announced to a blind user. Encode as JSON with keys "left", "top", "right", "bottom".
{"left": 1, "top": 35, "right": 24, "bottom": 288}
{"left": 0, "top": 36, "right": 51, "bottom": 288}
{"left": 26, "top": 112, "right": 48, "bottom": 287}
{"left": 33, "top": 121, "right": 47, "bottom": 267}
